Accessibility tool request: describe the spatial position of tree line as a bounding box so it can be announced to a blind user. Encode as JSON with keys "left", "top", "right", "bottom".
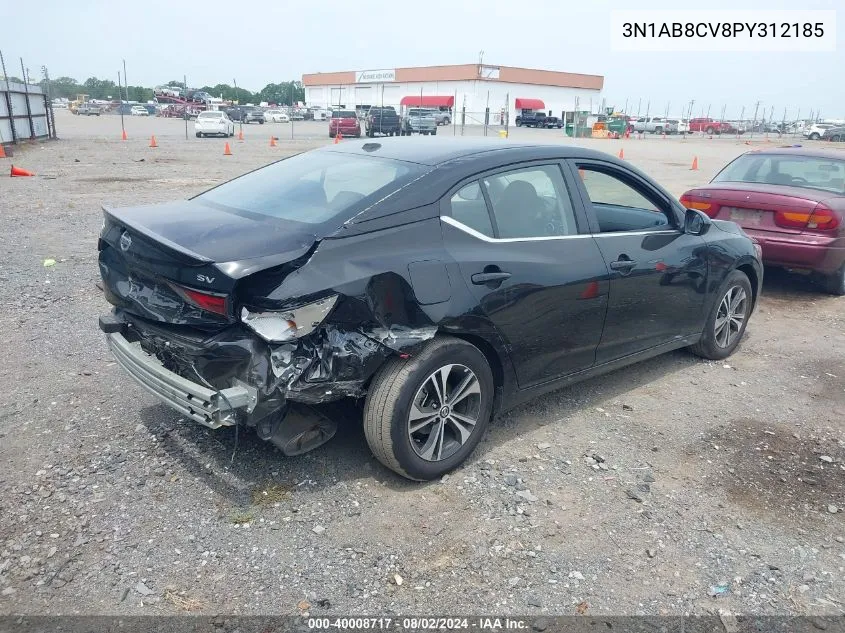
{"left": 11, "top": 76, "right": 305, "bottom": 105}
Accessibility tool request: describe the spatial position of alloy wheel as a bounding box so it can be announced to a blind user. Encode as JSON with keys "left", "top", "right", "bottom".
{"left": 714, "top": 286, "right": 748, "bottom": 348}
{"left": 407, "top": 364, "right": 482, "bottom": 462}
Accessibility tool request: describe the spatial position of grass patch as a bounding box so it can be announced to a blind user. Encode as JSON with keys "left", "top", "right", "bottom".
{"left": 164, "top": 589, "right": 203, "bottom": 611}
{"left": 251, "top": 482, "right": 292, "bottom": 506}
{"left": 229, "top": 510, "right": 255, "bottom": 525}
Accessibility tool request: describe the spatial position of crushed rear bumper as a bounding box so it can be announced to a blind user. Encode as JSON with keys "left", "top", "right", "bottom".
{"left": 106, "top": 331, "right": 254, "bottom": 429}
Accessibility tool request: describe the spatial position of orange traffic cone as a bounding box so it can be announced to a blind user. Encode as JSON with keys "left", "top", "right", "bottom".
{"left": 149, "top": 135, "right": 158, "bottom": 148}
{"left": 10, "top": 165, "right": 34, "bottom": 177}
{"left": 0, "top": 144, "right": 6, "bottom": 159}
{"left": 618, "top": 148, "right": 624, "bottom": 159}
{"left": 121, "top": 128, "right": 127, "bottom": 141}
{"left": 690, "top": 156, "right": 699, "bottom": 170}
{"left": 237, "top": 129, "right": 244, "bottom": 141}
{"left": 223, "top": 142, "right": 232, "bottom": 156}
{"left": 270, "top": 136, "right": 277, "bottom": 147}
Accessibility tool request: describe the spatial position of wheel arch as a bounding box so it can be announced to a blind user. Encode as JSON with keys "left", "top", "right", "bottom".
{"left": 442, "top": 331, "right": 509, "bottom": 415}
{"left": 736, "top": 262, "right": 760, "bottom": 310}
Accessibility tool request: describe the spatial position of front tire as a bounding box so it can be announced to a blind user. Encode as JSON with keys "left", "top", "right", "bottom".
{"left": 364, "top": 337, "right": 494, "bottom": 481}
{"left": 689, "top": 270, "right": 753, "bottom": 360}
{"left": 810, "top": 133, "right": 821, "bottom": 140}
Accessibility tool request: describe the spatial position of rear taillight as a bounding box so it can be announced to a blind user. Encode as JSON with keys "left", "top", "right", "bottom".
{"left": 775, "top": 203, "right": 840, "bottom": 231}
{"left": 679, "top": 194, "right": 718, "bottom": 217}
{"left": 170, "top": 284, "right": 228, "bottom": 316}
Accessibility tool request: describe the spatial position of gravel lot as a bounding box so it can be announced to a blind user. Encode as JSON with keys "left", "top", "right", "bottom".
{"left": 0, "top": 111, "right": 843, "bottom": 617}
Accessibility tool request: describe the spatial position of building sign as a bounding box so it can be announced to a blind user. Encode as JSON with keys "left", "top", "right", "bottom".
{"left": 479, "top": 65, "right": 500, "bottom": 79}
{"left": 355, "top": 69, "right": 396, "bottom": 83}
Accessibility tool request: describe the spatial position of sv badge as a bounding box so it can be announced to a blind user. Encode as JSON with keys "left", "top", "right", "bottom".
{"left": 196, "top": 274, "right": 216, "bottom": 284}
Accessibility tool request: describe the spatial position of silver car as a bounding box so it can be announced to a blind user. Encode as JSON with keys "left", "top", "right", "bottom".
{"left": 401, "top": 108, "right": 438, "bottom": 135}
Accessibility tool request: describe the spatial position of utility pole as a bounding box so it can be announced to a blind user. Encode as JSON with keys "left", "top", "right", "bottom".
{"left": 751, "top": 100, "right": 761, "bottom": 138}
{"left": 117, "top": 71, "right": 125, "bottom": 139}
{"left": 123, "top": 59, "right": 128, "bottom": 102}
{"left": 42, "top": 65, "right": 56, "bottom": 139}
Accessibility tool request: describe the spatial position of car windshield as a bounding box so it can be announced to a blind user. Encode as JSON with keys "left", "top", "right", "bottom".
{"left": 195, "top": 151, "right": 427, "bottom": 225}
{"left": 713, "top": 153, "right": 845, "bottom": 194}
{"left": 332, "top": 110, "right": 356, "bottom": 118}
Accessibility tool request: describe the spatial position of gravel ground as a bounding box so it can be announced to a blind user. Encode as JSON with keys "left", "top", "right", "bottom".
{"left": 0, "top": 112, "right": 843, "bottom": 617}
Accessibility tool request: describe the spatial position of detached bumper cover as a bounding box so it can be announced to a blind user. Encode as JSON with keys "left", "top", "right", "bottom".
{"left": 106, "top": 331, "right": 252, "bottom": 428}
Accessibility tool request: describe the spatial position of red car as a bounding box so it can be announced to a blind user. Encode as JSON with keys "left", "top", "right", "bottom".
{"left": 688, "top": 118, "right": 737, "bottom": 135}
{"left": 681, "top": 148, "right": 845, "bottom": 295}
{"left": 329, "top": 110, "right": 361, "bottom": 139}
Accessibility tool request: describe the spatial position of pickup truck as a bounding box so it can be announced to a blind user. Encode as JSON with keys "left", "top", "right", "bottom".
{"left": 75, "top": 103, "right": 101, "bottom": 116}
{"left": 401, "top": 108, "right": 437, "bottom": 135}
{"left": 542, "top": 116, "right": 563, "bottom": 129}
{"left": 688, "top": 118, "right": 738, "bottom": 135}
{"left": 366, "top": 106, "right": 401, "bottom": 137}
{"left": 515, "top": 111, "right": 546, "bottom": 127}
{"left": 632, "top": 117, "right": 678, "bottom": 134}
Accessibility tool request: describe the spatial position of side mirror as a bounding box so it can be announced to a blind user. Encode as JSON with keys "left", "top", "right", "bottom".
{"left": 684, "top": 208, "right": 712, "bottom": 236}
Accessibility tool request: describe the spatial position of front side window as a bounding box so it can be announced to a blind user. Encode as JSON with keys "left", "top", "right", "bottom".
{"left": 578, "top": 168, "right": 673, "bottom": 233}
{"left": 482, "top": 165, "right": 578, "bottom": 239}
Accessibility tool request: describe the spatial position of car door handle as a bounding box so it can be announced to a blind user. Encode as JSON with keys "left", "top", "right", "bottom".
{"left": 471, "top": 271, "right": 511, "bottom": 285}
{"left": 609, "top": 259, "right": 637, "bottom": 271}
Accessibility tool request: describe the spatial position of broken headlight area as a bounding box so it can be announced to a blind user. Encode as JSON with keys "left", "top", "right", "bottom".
{"left": 102, "top": 309, "right": 420, "bottom": 454}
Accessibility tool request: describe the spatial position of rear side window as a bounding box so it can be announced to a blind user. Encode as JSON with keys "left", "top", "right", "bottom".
{"left": 196, "top": 152, "right": 425, "bottom": 225}
{"left": 483, "top": 165, "right": 578, "bottom": 239}
{"left": 449, "top": 182, "right": 494, "bottom": 237}
{"left": 578, "top": 168, "right": 673, "bottom": 232}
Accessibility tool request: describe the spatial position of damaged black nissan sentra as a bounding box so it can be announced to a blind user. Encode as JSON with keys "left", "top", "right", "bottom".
{"left": 98, "top": 138, "right": 762, "bottom": 480}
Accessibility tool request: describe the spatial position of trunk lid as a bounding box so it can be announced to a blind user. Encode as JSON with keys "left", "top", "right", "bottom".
{"left": 681, "top": 183, "right": 832, "bottom": 235}
{"left": 98, "top": 200, "right": 318, "bottom": 327}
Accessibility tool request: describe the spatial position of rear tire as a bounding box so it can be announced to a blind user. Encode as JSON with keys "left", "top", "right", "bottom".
{"left": 363, "top": 337, "right": 494, "bottom": 481}
{"left": 431, "top": 129, "right": 437, "bottom": 135}
{"left": 705, "top": 127, "right": 715, "bottom": 135}
{"left": 195, "top": 132, "right": 201, "bottom": 138}
{"left": 689, "top": 270, "right": 753, "bottom": 360}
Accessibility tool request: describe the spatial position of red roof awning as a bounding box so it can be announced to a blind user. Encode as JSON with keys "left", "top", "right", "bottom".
{"left": 515, "top": 98, "right": 545, "bottom": 110}
{"left": 399, "top": 95, "right": 455, "bottom": 107}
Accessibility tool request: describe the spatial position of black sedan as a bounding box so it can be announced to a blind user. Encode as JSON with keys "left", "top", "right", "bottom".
{"left": 97, "top": 139, "right": 763, "bottom": 480}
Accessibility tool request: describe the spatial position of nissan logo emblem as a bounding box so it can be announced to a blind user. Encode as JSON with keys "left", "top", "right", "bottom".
{"left": 119, "top": 231, "right": 132, "bottom": 252}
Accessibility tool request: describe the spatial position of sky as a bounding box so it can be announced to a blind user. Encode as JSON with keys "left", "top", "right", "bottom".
{"left": 2, "top": 0, "right": 843, "bottom": 119}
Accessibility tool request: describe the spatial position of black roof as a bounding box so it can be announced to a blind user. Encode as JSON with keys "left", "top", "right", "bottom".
{"left": 318, "top": 136, "right": 619, "bottom": 166}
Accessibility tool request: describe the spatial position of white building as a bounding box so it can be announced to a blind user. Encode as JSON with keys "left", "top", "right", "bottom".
{"left": 302, "top": 64, "right": 604, "bottom": 126}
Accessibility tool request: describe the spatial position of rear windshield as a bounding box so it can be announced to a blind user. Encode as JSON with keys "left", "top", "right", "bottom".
{"left": 332, "top": 110, "right": 356, "bottom": 118}
{"left": 713, "top": 153, "right": 845, "bottom": 194}
{"left": 198, "top": 112, "right": 222, "bottom": 118}
{"left": 195, "top": 151, "right": 426, "bottom": 225}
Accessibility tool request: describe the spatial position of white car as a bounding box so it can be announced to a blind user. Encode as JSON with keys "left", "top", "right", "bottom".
{"left": 130, "top": 105, "right": 149, "bottom": 116}
{"left": 194, "top": 111, "right": 235, "bottom": 138}
{"left": 263, "top": 109, "right": 290, "bottom": 123}
{"left": 804, "top": 123, "right": 835, "bottom": 140}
